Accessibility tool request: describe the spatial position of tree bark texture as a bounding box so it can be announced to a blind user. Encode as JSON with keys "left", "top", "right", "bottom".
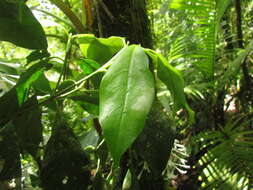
{"left": 97, "top": 0, "right": 153, "bottom": 48}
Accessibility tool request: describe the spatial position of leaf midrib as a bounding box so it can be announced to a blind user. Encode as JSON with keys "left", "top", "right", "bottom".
{"left": 114, "top": 46, "right": 136, "bottom": 157}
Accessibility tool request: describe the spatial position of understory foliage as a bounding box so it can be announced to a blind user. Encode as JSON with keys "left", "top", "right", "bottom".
{"left": 0, "top": 0, "right": 252, "bottom": 190}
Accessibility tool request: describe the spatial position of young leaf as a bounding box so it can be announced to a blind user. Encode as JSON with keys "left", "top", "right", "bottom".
{"left": 99, "top": 45, "right": 155, "bottom": 166}
{"left": 0, "top": 0, "right": 47, "bottom": 49}
{"left": 145, "top": 50, "right": 194, "bottom": 123}
{"left": 75, "top": 34, "right": 125, "bottom": 64}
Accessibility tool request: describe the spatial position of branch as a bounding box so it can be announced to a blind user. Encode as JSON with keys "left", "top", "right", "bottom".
{"left": 49, "top": 0, "right": 86, "bottom": 33}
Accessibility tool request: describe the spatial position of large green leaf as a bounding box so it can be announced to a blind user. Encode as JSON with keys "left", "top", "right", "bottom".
{"left": 0, "top": 0, "right": 47, "bottom": 49}
{"left": 75, "top": 34, "right": 125, "bottom": 64}
{"left": 146, "top": 50, "right": 194, "bottom": 123}
{"left": 99, "top": 45, "right": 155, "bottom": 166}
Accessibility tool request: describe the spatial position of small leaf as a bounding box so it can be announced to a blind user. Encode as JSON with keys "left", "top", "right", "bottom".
{"left": 76, "top": 58, "right": 100, "bottom": 75}
{"left": 0, "top": 0, "right": 47, "bottom": 49}
{"left": 76, "top": 34, "right": 125, "bottom": 64}
{"left": 78, "top": 129, "right": 99, "bottom": 149}
{"left": 99, "top": 45, "right": 155, "bottom": 166}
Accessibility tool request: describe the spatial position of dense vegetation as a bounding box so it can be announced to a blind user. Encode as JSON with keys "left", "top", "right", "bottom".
{"left": 0, "top": 0, "right": 252, "bottom": 189}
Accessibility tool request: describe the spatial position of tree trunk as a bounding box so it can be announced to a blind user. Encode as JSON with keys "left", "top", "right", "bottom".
{"left": 96, "top": 0, "right": 153, "bottom": 48}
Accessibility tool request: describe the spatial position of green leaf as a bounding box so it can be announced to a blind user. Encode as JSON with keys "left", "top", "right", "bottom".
{"left": 32, "top": 73, "right": 51, "bottom": 95}
{"left": 16, "top": 61, "right": 52, "bottom": 105}
{"left": 0, "top": 61, "right": 52, "bottom": 126}
{"left": 0, "top": 0, "right": 47, "bottom": 49}
{"left": 75, "top": 34, "right": 125, "bottom": 64}
{"left": 69, "top": 94, "right": 99, "bottom": 115}
{"left": 145, "top": 49, "right": 194, "bottom": 123}
{"left": 99, "top": 45, "right": 155, "bottom": 166}
{"left": 78, "top": 129, "right": 99, "bottom": 149}
{"left": 76, "top": 58, "right": 100, "bottom": 75}
{"left": 13, "top": 96, "right": 43, "bottom": 156}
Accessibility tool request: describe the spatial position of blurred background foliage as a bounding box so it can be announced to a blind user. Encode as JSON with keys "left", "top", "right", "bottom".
{"left": 0, "top": 0, "right": 253, "bottom": 189}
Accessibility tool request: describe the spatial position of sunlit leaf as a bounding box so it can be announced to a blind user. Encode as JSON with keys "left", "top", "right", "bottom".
{"left": 99, "top": 45, "right": 155, "bottom": 166}
{"left": 75, "top": 34, "right": 125, "bottom": 64}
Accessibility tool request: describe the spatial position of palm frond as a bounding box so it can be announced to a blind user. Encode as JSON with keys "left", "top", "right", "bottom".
{"left": 194, "top": 116, "right": 253, "bottom": 189}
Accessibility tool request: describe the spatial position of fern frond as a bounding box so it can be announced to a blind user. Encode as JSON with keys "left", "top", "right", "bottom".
{"left": 195, "top": 117, "right": 253, "bottom": 189}
{"left": 168, "top": 0, "right": 233, "bottom": 79}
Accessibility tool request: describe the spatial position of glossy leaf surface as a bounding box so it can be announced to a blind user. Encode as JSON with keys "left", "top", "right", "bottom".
{"left": 0, "top": 0, "right": 47, "bottom": 49}
{"left": 99, "top": 45, "right": 155, "bottom": 166}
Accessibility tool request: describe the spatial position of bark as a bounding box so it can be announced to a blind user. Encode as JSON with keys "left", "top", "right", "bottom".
{"left": 96, "top": 0, "right": 153, "bottom": 48}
